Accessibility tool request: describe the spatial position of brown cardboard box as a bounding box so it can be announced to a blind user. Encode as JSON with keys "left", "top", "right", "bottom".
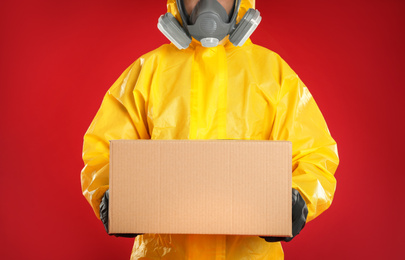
{"left": 109, "top": 140, "right": 292, "bottom": 236}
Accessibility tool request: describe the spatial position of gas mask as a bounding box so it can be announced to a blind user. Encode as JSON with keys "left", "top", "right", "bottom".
{"left": 158, "top": 0, "right": 262, "bottom": 49}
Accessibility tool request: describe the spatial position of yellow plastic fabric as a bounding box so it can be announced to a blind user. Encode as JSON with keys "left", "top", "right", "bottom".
{"left": 81, "top": 0, "right": 338, "bottom": 259}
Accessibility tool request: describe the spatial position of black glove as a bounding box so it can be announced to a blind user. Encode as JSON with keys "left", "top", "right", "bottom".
{"left": 261, "top": 188, "right": 308, "bottom": 242}
{"left": 100, "top": 190, "right": 140, "bottom": 238}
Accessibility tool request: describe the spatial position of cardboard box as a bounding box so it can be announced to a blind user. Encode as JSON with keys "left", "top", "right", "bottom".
{"left": 109, "top": 140, "right": 292, "bottom": 236}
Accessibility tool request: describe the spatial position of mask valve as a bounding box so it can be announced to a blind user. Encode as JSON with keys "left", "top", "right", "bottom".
{"left": 200, "top": 38, "right": 220, "bottom": 47}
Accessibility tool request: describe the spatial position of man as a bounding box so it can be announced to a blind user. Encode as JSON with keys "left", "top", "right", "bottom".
{"left": 81, "top": 0, "right": 339, "bottom": 259}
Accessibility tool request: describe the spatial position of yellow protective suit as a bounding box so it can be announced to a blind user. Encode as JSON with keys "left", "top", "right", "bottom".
{"left": 81, "top": 0, "right": 339, "bottom": 259}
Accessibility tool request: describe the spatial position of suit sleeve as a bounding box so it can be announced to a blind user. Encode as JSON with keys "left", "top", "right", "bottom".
{"left": 81, "top": 59, "right": 151, "bottom": 218}
{"left": 270, "top": 56, "right": 339, "bottom": 221}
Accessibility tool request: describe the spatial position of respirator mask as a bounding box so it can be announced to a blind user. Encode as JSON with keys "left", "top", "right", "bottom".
{"left": 158, "top": 0, "right": 262, "bottom": 49}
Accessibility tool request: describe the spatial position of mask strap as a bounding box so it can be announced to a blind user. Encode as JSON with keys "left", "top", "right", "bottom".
{"left": 176, "top": 0, "right": 191, "bottom": 35}
{"left": 229, "top": 0, "right": 242, "bottom": 24}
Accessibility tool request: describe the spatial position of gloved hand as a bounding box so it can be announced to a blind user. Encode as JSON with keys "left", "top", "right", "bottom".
{"left": 261, "top": 188, "right": 308, "bottom": 242}
{"left": 100, "top": 190, "right": 140, "bottom": 238}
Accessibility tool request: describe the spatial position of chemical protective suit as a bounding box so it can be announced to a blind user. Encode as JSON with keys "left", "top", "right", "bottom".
{"left": 81, "top": 0, "right": 339, "bottom": 259}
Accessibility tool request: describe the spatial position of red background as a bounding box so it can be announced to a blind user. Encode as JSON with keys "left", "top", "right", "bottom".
{"left": 1, "top": 0, "right": 404, "bottom": 259}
